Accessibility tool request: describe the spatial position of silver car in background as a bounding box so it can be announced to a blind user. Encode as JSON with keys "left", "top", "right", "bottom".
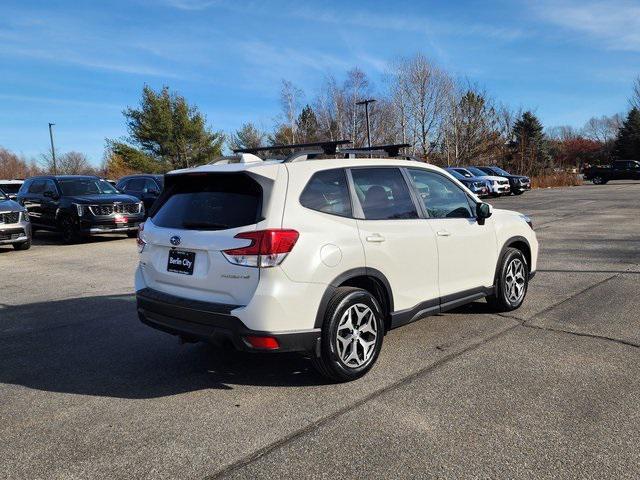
{"left": 0, "top": 187, "right": 32, "bottom": 250}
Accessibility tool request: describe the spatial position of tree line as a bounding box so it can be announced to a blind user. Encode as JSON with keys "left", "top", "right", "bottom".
{"left": 2, "top": 54, "right": 639, "bottom": 180}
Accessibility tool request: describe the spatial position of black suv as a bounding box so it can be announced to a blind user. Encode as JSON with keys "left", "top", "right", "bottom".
{"left": 116, "top": 174, "right": 163, "bottom": 213}
{"left": 17, "top": 175, "right": 145, "bottom": 243}
{"left": 474, "top": 166, "right": 531, "bottom": 195}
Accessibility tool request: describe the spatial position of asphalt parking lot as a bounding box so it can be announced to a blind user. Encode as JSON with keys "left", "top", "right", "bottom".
{"left": 2, "top": 182, "right": 639, "bottom": 479}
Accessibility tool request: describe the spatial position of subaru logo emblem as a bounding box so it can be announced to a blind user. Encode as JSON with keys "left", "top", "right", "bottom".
{"left": 170, "top": 235, "right": 181, "bottom": 246}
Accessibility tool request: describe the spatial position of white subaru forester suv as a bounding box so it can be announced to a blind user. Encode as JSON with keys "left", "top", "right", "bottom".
{"left": 135, "top": 143, "right": 537, "bottom": 382}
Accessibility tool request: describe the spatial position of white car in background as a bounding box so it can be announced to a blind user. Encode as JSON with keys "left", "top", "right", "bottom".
{"left": 135, "top": 142, "right": 538, "bottom": 382}
{"left": 451, "top": 167, "right": 510, "bottom": 196}
{"left": 0, "top": 179, "right": 24, "bottom": 200}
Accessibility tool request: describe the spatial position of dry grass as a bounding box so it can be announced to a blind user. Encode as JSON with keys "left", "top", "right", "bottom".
{"left": 530, "top": 172, "right": 582, "bottom": 189}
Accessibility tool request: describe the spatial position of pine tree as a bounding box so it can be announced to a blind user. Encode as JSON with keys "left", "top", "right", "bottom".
{"left": 296, "top": 105, "right": 320, "bottom": 143}
{"left": 511, "top": 111, "right": 550, "bottom": 175}
{"left": 613, "top": 107, "right": 640, "bottom": 160}
{"left": 228, "top": 123, "right": 265, "bottom": 151}
{"left": 107, "top": 85, "right": 224, "bottom": 171}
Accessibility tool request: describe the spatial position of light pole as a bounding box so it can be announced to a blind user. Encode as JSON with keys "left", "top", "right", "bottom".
{"left": 48, "top": 123, "right": 57, "bottom": 175}
{"left": 356, "top": 99, "right": 376, "bottom": 153}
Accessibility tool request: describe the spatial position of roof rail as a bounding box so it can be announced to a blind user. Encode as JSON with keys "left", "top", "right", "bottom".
{"left": 233, "top": 140, "right": 351, "bottom": 156}
{"left": 342, "top": 143, "right": 412, "bottom": 157}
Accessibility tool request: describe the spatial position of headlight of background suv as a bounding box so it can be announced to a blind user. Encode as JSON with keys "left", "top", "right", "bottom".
{"left": 73, "top": 203, "right": 84, "bottom": 216}
{"left": 138, "top": 201, "right": 145, "bottom": 214}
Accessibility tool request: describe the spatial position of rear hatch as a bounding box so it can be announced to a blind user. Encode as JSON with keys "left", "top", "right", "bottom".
{"left": 139, "top": 169, "right": 281, "bottom": 305}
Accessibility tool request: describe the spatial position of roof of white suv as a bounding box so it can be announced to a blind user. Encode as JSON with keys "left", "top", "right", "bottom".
{"left": 168, "top": 157, "right": 438, "bottom": 176}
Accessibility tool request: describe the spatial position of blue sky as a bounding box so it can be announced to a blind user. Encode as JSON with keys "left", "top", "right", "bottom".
{"left": 1, "top": 0, "right": 639, "bottom": 165}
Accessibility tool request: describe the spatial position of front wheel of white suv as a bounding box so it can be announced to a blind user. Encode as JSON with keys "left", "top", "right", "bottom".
{"left": 486, "top": 247, "right": 529, "bottom": 312}
{"left": 312, "top": 287, "right": 384, "bottom": 382}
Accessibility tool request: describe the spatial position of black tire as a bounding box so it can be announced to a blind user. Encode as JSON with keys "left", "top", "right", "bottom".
{"left": 592, "top": 176, "right": 603, "bottom": 185}
{"left": 59, "top": 216, "right": 83, "bottom": 244}
{"left": 513, "top": 190, "right": 524, "bottom": 195}
{"left": 311, "top": 287, "right": 385, "bottom": 382}
{"left": 13, "top": 240, "right": 31, "bottom": 250}
{"left": 126, "top": 230, "right": 138, "bottom": 238}
{"left": 486, "top": 247, "right": 529, "bottom": 312}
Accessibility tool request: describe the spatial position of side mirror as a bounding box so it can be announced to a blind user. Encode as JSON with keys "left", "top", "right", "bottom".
{"left": 43, "top": 190, "right": 58, "bottom": 199}
{"left": 476, "top": 203, "right": 492, "bottom": 223}
{"left": 147, "top": 189, "right": 159, "bottom": 195}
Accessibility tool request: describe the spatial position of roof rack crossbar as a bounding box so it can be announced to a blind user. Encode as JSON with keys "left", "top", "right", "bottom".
{"left": 343, "top": 143, "right": 412, "bottom": 157}
{"left": 233, "top": 139, "right": 351, "bottom": 156}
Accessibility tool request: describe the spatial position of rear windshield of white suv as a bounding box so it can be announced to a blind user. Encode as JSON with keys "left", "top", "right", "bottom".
{"left": 151, "top": 173, "right": 262, "bottom": 230}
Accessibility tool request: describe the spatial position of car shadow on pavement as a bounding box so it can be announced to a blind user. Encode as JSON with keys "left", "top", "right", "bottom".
{"left": 0, "top": 295, "right": 327, "bottom": 399}
{"left": 31, "top": 230, "right": 132, "bottom": 246}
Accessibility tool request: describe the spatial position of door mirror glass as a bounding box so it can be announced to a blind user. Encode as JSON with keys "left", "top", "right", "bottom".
{"left": 476, "top": 202, "right": 492, "bottom": 219}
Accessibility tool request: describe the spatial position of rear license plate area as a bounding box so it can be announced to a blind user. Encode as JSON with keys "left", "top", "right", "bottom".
{"left": 167, "top": 249, "right": 196, "bottom": 275}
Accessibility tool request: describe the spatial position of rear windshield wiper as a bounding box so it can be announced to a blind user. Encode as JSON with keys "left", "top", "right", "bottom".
{"left": 181, "top": 221, "right": 230, "bottom": 230}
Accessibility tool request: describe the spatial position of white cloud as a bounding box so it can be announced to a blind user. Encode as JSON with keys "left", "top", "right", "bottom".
{"left": 533, "top": 0, "right": 640, "bottom": 52}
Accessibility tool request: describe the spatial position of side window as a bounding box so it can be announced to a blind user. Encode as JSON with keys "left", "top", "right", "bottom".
{"left": 407, "top": 169, "right": 474, "bottom": 219}
{"left": 28, "top": 180, "right": 46, "bottom": 194}
{"left": 300, "top": 168, "right": 352, "bottom": 217}
{"left": 43, "top": 180, "right": 57, "bottom": 194}
{"left": 127, "top": 178, "right": 146, "bottom": 192}
{"left": 116, "top": 179, "right": 129, "bottom": 191}
{"left": 350, "top": 168, "right": 418, "bottom": 220}
{"left": 144, "top": 179, "right": 159, "bottom": 193}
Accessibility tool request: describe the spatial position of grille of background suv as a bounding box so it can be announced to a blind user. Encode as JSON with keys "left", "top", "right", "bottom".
{"left": 1, "top": 212, "right": 20, "bottom": 224}
{"left": 88, "top": 203, "right": 141, "bottom": 216}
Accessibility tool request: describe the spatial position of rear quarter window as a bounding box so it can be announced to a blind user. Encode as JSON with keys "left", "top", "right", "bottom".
{"left": 299, "top": 168, "right": 352, "bottom": 217}
{"left": 151, "top": 173, "right": 262, "bottom": 230}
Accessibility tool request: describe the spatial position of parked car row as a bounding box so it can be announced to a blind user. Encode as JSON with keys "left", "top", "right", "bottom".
{"left": 0, "top": 165, "right": 528, "bottom": 253}
{"left": 444, "top": 166, "right": 531, "bottom": 197}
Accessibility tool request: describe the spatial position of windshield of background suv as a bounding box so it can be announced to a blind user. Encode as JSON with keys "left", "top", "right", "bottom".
{"left": 490, "top": 166, "right": 511, "bottom": 176}
{"left": 446, "top": 169, "right": 465, "bottom": 179}
{"left": 0, "top": 183, "right": 21, "bottom": 194}
{"left": 59, "top": 178, "right": 119, "bottom": 196}
{"left": 465, "top": 167, "right": 487, "bottom": 177}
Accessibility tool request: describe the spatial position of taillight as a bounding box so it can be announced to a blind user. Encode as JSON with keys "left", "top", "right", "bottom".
{"left": 222, "top": 229, "right": 299, "bottom": 268}
{"left": 137, "top": 222, "right": 146, "bottom": 253}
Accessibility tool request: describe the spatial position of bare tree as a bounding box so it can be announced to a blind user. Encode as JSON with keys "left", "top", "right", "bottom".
{"left": 393, "top": 54, "right": 452, "bottom": 158}
{"left": 582, "top": 114, "right": 622, "bottom": 143}
{"left": 547, "top": 125, "right": 579, "bottom": 141}
{"left": 0, "top": 147, "right": 39, "bottom": 178}
{"left": 314, "top": 76, "right": 342, "bottom": 141}
{"left": 279, "top": 80, "right": 303, "bottom": 144}
{"left": 342, "top": 68, "right": 371, "bottom": 147}
{"left": 58, "top": 151, "right": 95, "bottom": 175}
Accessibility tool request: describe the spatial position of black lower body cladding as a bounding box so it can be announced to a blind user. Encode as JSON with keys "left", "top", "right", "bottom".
{"left": 136, "top": 288, "right": 320, "bottom": 353}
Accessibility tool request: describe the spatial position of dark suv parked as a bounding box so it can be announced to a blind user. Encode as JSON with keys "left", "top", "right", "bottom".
{"left": 17, "top": 175, "right": 145, "bottom": 243}
{"left": 474, "top": 166, "right": 531, "bottom": 195}
{"left": 116, "top": 174, "right": 164, "bottom": 213}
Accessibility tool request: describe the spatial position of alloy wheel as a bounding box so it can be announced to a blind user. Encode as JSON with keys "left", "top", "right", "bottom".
{"left": 335, "top": 303, "right": 378, "bottom": 368}
{"left": 505, "top": 258, "right": 526, "bottom": 303}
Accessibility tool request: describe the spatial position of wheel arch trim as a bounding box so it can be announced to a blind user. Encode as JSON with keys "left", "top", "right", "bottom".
{"left": 313, "top": 267, "right": 394, "bottom": 329}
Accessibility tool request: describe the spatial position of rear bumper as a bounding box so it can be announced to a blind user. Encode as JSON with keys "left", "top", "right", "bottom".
{"left": 136, "top": 287, "right": 320, "bottom": 353}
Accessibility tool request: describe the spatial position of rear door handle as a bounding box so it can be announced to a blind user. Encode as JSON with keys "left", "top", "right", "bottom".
{"left": 437, "top": 230, "right": 451, "bottom": 237}
{"left": 366, "top": 234, "right": 385, "bottom": 243}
